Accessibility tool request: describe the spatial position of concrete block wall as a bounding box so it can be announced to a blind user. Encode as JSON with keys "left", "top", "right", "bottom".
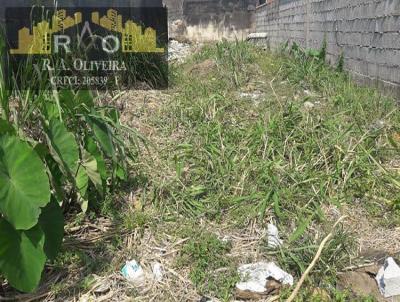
{"left": 253, "top": 0, "right": 400, "bottom": 96}
{"left": 164, "top": 0, "right": 257, "bottom": 41}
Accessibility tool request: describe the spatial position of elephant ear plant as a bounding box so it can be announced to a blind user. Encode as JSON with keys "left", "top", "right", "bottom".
{"left": 0, "top": 48, "right": 140, "bottom": 292}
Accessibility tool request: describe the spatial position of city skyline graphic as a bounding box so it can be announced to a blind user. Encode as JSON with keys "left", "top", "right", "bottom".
{"left": 92, "top": 9, "right": 164, "bottom": 53}
{"left": 10, "top": 8, "right": 164, "bottom": 55}
{"left": 10, "top": 10, "right": 82, "bottom": 54}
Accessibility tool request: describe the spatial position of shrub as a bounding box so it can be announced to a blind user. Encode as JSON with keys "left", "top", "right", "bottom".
{"left": 0, "top": 37, "right": 139, "bottom": 292}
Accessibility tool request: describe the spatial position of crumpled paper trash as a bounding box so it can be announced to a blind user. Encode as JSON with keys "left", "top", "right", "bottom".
{"left": 236, "top": 261, "right": 293, "bottom": 299}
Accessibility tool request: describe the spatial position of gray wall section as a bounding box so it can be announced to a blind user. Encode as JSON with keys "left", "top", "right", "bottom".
{"left": 164, "top": 0, "right": 184, "bottom": 21}
{"left": 163, "top": 0, "right": 256, "bottom": 41}
{"left": 252, "top": 0, "right": 400, "bottom": 96}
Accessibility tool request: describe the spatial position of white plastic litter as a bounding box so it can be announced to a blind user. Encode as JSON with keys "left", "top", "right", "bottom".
{"left": 267, "top": 223, "right": 282, "bottom": 248}
{"left": 121, "top": 260, "right": 146, "bottom": 285}
{"left": 152, "top": 262, "right": 164, "bottom": 282}
{"left": 236, "top": 262, "right": 293, "bottom": 294}
{"left": 239, "top": 91, "right": 263, "bottom": 101}
{"left": 376, "top": 257, "right": 400, "bottom": 298}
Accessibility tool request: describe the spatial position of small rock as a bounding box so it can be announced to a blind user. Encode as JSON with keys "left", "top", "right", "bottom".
{"left": 376, "top": 257, "right": 400, "bottom": 298}
{"left": 338, "top": 271, "right": 385, "bottom": 301}
{"left": 267, "top": 223, "right": 282, "bottom": 248}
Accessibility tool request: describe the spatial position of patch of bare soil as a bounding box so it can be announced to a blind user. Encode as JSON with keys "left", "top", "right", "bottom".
{"left": 324, "top": 204, "right": 400, "bottom": 256}
{"left": 188, "top": 59, "right": 217, "bottom": 77}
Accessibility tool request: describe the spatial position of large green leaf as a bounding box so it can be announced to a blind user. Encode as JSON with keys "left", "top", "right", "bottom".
{"left": 97, "top": 107, "right": 120, "bottom": 125}
{"left": 33, "top": 144, "right": 64, "bottom": 203}
{"left": 85, "top": 137, "right": 107, "bottom": 180}
{"left": 43, "top": 102, "right": 60, "bottom": 121}
{"left": 86, "top": 116, "right": 115, "bottom": 158}
{"left": 39, "top": 199, "right": 64, "bottom": 260}
{"left": 0, "top": 119, "right": 15, "bottom": 135}
{"left": 45, "top": 119, "right": 79, "bottom": 177}
{"left": 76, "top": 164, "right": 89, "bottom": 212}
{"left": 82, "top": 150, "right": 103, "bottom": 194}
{"left": 0, "top": 135, "right": 51, "bottom": 230}
{"left": 0, "top": 219, "right": 46, "bottom": 292}
{"left": 58, "top": 89, "right": 75, "bottom": 112}
{"left": 45, "top": 154, "right": 65, "bottom": 203}
{"left": 35, "top": 142, "right": 66, "bottom": 203}
{"left": 75, "top": 90, "right": 94, "bottom": 108}
{"left": 58, "top": 90, "right": 94, "bottom": 113}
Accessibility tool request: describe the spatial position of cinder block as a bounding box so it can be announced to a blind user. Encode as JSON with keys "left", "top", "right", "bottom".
{"left": 385, "top": 16, "right": 400, "bottom": 32}
{"left": 382, "top": 32, "right": 400, "bottom": 48}
{"left": 385, "top": 0, "right": 400, "bottom": 16}
{"left": 375, "top": 17, "right": 385, "bottom": 33}
{"left": 378, "top": 49, "right": 400, "bottom": 67}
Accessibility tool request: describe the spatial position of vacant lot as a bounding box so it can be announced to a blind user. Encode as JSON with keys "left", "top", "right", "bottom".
{"left": 3, "top": 41, "right": 400, "bottom": 302}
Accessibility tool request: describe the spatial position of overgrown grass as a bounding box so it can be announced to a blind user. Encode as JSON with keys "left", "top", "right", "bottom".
{"left": 144, "top": 40, "right": 400, "bottom": 300}
{"left": 156, "top": 41, "right": 400, "bottom": 220}
{"left": 19, "top": 39, "right": 398, "bottom": 300}
{"left": 177, "top": 229, "right": 238, "bottom": 301}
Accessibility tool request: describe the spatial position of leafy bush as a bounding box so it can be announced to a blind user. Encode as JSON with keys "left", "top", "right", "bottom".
{"left": 0, "top": 39, "right": 139, "bottom": 292}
